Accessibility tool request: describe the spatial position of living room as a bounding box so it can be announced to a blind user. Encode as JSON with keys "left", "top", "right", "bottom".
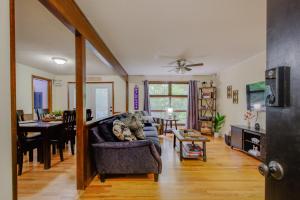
{"left": 1, "top": 0, "right": 300, "bottom": 200}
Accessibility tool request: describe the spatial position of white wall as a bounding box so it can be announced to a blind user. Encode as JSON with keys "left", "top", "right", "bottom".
{"left": 0, "top": 0, "right": 13, "bottom": 199}
{"left": 128, "top": 75, "right": 215, "bottom": 112}
{"left": 16, "top": 63, "right": 54, "bottom": 114}
{"left": 52, "top": 75, "right": 126, "bottom": 113}
{"left": 216, "top": 52, "right": 266, "bottom": 135}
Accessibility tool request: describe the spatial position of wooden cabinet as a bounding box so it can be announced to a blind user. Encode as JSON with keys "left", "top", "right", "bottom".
{"left": 230, "top": 125, "right": 266, "bottom": 161}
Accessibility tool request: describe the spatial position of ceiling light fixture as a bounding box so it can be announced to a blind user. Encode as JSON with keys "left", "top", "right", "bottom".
{"left": 52, "top": 57, "right": 67, "bottom": 65}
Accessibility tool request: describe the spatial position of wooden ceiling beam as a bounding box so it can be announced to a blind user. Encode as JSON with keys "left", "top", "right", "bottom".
{"left": 38, "top": 0, "right": 128, "bottom": 80}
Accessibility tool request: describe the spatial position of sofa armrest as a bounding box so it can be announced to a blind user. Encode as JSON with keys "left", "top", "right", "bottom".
{"left": 91, "top": 140, "right": 152, "bottom": 149}
{"left": 149, "top": 143, "right": 162, "bottom": 173}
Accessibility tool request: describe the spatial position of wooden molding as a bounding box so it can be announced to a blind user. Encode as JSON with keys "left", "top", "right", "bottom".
{"left": 75, "top": 31, "right": 87, "bottom": 190}
{"left": 10, "top": 0, "right": 17, "bottom": 199}
{"left": 38, "top": 0, "right": 128, "bottom": 80}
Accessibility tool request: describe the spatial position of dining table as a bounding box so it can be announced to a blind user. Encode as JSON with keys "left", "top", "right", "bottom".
{"left": 18, "top": 120, "right": 64, "bottom": 169}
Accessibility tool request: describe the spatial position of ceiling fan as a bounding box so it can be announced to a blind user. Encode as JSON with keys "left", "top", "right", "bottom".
{"left": 161, "top": 58, "right": 204, "bottom": 74}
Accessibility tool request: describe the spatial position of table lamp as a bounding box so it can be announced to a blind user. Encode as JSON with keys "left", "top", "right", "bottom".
{"left": 253, "top": 103, "right": 261, "bottom": 130}
{"left": 167, "top": 107, "right": 173, "bottom": 119}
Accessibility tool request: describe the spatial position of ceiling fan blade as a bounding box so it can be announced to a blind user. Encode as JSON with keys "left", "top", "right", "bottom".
{"left": 161, "top": 65, "right": 177, "bottom": 68}
{"left": 185, "top": 63, "right": 204, "bottom": 67}
{"left": 184, "top": 67, "right": 192, "bottom": 71}
{"left": 168, "top": 68, "right": 177, "bottom": 72}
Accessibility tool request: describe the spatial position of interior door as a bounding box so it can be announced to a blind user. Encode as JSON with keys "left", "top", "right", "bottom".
{"left": 259, "top": 0, "right": 300, "bottom": 199}
{"left": 68, "top": 83, "right": 113, "bottom": 119}
{"left": 86, "top": 83, "right": 113, "bottom": 119}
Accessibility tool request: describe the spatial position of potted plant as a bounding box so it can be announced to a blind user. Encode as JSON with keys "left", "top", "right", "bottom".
{"left": 214, "top": 112, "right": 226, "bottom": 137}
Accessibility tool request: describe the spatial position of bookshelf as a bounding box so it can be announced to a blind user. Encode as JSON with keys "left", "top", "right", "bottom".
{"left": 199, "top": 87, "right": 216, "bottom": 135}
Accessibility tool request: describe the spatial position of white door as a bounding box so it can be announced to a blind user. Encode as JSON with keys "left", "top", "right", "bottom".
{"left": 68, "top": 83, "right": 113, "bottom": 119}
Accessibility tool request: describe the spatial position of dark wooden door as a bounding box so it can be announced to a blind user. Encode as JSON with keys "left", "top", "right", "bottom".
{"left": 264, "top": 0, "right": 300, "bottom": 199}
{"left": 231, "top": 126, "right": 243, "bottom": 149}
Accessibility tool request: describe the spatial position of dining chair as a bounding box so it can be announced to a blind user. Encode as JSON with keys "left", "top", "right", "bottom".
{"left": 86, "top": 109, "right": 93, "bottom": 121}
{"left": 17, "top": 115, "right": 43, "bottom": 175}
{"left": 36, "top": 108, "right": 49, "bottom": 121}
{"left": 62, "top": 110, "right": 76, "bottom": 155}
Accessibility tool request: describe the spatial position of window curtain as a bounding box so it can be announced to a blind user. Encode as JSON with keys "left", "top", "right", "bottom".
{"left": 187, "top": 80, "right": 199, "bottom": 129}
{"left": 143, "top": 80, "right": 151, "bottom": 114}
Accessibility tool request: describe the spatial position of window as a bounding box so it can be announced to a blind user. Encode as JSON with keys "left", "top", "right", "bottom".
{"left": 149, "top": 82, "right": 189, "bottom": 124}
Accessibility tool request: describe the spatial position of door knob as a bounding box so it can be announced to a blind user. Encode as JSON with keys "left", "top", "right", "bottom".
{"left": 258, "top": 161, "right": 284, "bottom": 180}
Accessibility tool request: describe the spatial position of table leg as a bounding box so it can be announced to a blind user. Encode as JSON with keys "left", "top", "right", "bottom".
{"left": 202, "top": 142, "right": 207, "bottom": 162}
{"left": 173, "top": 135, "right": 176, "bottom": 148}
{"left": 175, "top": 120, "right": 178, "bottom": 130}
{"left": 180, "top": 141, "right": 183, "bottom": 161}
{"left": 43, "top": 129, "right": 51, "bottom": 169}
{"left": 164, "top": 121, "right": 168, "bottom": 135}
{"left": 170, "top": 121, "right": 173, "bottom": 129}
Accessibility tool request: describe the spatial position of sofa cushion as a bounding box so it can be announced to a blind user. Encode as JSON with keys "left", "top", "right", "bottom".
{"left": 90, "top": 127, "right": 105, "bottom": 144}
{"left": 112, "top": 120, "right": 137, "bottom": 141}
{"left": 144, "top": 130, "right": 158, "bottom": 138}
{"left": 143, "top": 126, "right": 157, "bottom": 131}
{"left": 97, "top": 118, "right": 119, "bottom": 142}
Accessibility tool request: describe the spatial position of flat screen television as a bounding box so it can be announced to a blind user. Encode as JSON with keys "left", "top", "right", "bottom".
{"left": 246, "top": 81, "right": 266, "bottom": 111}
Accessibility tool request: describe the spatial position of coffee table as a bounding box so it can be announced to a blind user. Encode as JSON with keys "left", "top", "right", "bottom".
{"left": 173, "top": 129, "right": 210, "bottom": 162}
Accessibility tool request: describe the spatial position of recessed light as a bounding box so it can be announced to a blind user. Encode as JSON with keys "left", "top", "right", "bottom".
{"left": 52, "top": 57, "right": 67, "bottom": 65}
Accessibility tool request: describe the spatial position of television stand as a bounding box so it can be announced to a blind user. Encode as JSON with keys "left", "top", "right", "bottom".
{"left": 230, "top": 125, "right": 266, "bottom": 161}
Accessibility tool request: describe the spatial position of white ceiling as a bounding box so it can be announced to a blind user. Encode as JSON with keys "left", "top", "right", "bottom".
{"left": 15, "top": 0, "right": 116, "bottom": 75}
{"left": 75, "top": 0, "right": 266, "bottom": 75}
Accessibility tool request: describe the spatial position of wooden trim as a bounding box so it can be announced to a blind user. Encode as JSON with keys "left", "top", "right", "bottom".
{"left": 67, "top": 81, "right": 115, "bottom": 114}
{"left": 75, "top": 31, "right": 87, "bottom": 190}
{"left": 31, "top": 75, "right": 53, "bottom": 114}
{"left": 10, "top": 0, "right": 17, "bottom": 199}
{"left": 126, "top": 80, "right": 129, "bottom": 112}
{"left": 38, "top": 0, "right": 128, "bottom": 80}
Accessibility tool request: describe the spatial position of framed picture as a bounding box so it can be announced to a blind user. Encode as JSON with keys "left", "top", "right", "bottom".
{"left": 227, "top": 85, "right": 232, "bottom": 98}
{"left": 233, "top": 90, "right": 239, "bottom": 104}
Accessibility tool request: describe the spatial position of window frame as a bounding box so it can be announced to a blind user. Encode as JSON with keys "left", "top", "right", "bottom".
{"left": 149, "top": 81, "right": 188, "bottom": 125}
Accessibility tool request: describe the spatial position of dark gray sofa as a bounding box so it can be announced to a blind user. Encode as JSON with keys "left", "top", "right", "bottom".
{"left": 89, "top": 114, "right": 162, "bottom": 182}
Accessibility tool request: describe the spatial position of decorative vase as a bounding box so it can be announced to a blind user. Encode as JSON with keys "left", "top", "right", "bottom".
{"left": 247, "top": 120, "right": 251, "bottom": 128}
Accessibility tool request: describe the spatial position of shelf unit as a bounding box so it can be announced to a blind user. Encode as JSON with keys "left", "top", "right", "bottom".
{"left": 198, "top": 87, "right": 216, "bottom": 135}
{"left": 231, "top": 125, "right": 266, "bottom": 161}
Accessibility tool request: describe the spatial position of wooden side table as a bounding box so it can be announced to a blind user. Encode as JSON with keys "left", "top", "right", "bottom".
{"left": 164, "top": 119, "right": 178, "bottom": 135}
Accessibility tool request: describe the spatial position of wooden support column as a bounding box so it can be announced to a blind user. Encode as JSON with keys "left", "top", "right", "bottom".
{"left": 75, "top": 31, "right": 87, "bottom": 190}
{"left": 10, "top": 0, "right": 17, "bottom": 199}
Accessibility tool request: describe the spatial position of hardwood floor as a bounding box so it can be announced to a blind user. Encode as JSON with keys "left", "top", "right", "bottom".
{"left": 18, "top": 135, "right": 264, "bottom": 200}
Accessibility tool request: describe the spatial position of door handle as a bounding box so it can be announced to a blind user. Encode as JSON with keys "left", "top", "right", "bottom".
{"left": 258, "top": 161, "right": 284, "bottom": 180}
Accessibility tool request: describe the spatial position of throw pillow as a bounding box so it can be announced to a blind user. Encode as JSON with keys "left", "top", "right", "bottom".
{"left": 112, "top": 120, "right": 137, "bottom": 141}
{"left": 122, "top": 115, "right": 145, "bottom": 140}
{"left": 98, "top": 118, "right": 119, "bottom": 142}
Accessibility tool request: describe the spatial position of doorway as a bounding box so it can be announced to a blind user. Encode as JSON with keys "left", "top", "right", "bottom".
{"left": 68, "top": 82, "right": 114, "bottom": 119}
{"left": 32, "top": 75, "right": 52, "bottom": 118}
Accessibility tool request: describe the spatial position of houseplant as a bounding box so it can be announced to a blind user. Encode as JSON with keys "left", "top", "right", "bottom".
{"left": 214, "top": 112, "right": 226, "bottom": 137}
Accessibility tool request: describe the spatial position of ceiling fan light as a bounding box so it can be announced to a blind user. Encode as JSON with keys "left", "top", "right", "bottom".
{"left": 52, "top": 57, "right": 67, "bottom": 65}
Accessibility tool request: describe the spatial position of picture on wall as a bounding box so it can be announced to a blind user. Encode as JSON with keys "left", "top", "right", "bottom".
{"left": 233, "top": 90, "right": 239, "bottom": 104}
{"left": 227, "top": 85, "right": 232, "bottom": 98}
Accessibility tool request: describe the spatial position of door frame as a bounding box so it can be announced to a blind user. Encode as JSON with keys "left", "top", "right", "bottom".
{"left": 67, "top": 81, "right": 115, "bottom": 114}
{"left": 31, "top": 75, "right": 53, "bottom": 116}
